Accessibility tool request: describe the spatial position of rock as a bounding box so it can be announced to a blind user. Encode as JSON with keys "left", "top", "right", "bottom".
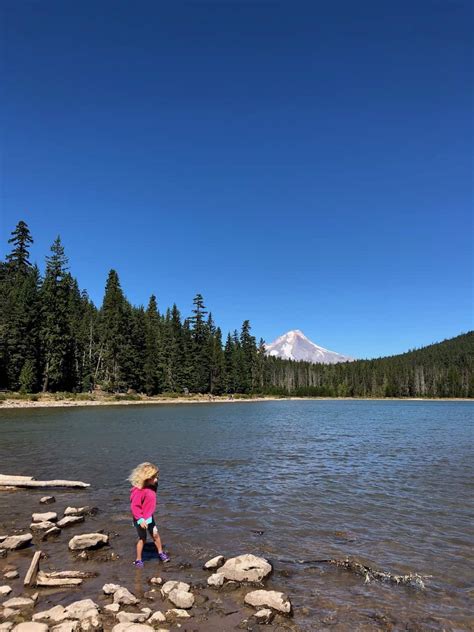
{"left": 112, "top": 625, "right": 153, "bottom": 632}
{"left": 116, "top": 613, "right": 148, "bottom": 624}
{"left": 3, "top": 572, "right": 18, "bottom": 580}
{"left": 30, "top": 521, "right": 57, "bottom": 532}
{"left": 32, "top": 512, "right": 57, "bottom": 523}
{"left": 63, "top": 599, "right": 99, "bottom": 621}
{"left": 0, "top": 550, "right": 6, "bottom": 558}
{"left": 219, "top": 554, "right": 272, "bottom": 583}
{"left": 79, "top": 614, "right": 101, "bottom": 631}
{"left": 33, "top": 605, "right": 68, "bottom": 623}
{"left": 165, "top": 609, "right": 190, "bottom": 621}
{"left": 40, "top": 496, "right": 55, "bottom": 504}
{"left": 0, "top": 623, "right": 13, "bottom": 631}
{"left": 12, "top": 624, "right": 49, "bottom": 632}
{"left": 244, "top": 590, "right": 292, "bottom": 615}
{"left": 41, "top": 526, "right": 61, "bottom": 540}
{"left": 2, "top": 597, "right": 35, "bottom": 609}
{"left": 169, "top": 589, "right": 194, "bottom": 609}
{"left": 57, "top": 516, "right": 85, "bottom": 528}
{"left": 203, "top": 555, "right": 225, "bottom": 570}
{"left": 102, "top": 583, "right": 121, "bottom": 595}
{"left": 51, "top": 623, "right": 80, "bottom": 632}
{"left": 254, "top": 608, "right": 274, "bottom": 624}
{"left": 113, "top": 587, "right": 138, "bottom": 606}
{"left": 0, "top": 586, "right": 12, "bottom": 596}
{"left": 1, "top": 535, "right": 32, "bottom": 551}
{"left": 68, "top": 534, "right": 108, "bottom": 551}
{"left": 207, "top": 573, "right": 225, "bottom": 587}
{"left": 148, "top": 612, "right": 166, "bottom": 624}
{"left": 160, "top": 581, "right": 190, "bottom": 597}
{"left": 64, "top": 507, "right": 92, "bottom": 516}
{"left": 149, "top": 577, "right": 162, "bottom": 586}
{"left": 104, "top": 604, "right": 120, "bottom": 614}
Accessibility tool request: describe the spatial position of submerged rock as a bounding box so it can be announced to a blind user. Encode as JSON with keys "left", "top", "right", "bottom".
{"left": 244, "top": 589, "right": 292, "bottom": 614}
{"left": 254, "top": 608, "right": 275, "bottom": 624}
{"left": 39, "top": 496, "right": 55, "bottom": 504}
{"left": 68, "top": 533, "right": 108, "bottom": 550}
{"left": 41, "top": 526, "right": 61, "bottom": 540}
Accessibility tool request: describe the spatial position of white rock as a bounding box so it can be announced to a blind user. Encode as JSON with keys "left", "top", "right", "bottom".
{"left": 102, "top": 583, "right": 121, "bottom": 595}
{"left": 64, "top": 599, "right": 100, "bottom": 620}
{"left": 0, "top": 585, "right": 12, "bottom": 596}
{"left": 149, "top": 577, "right": 162, "bottom": 585}
{"left": 79, "top": 614, "right": 101, "bottom": 631}
{"left": 113, "top": 587, "right": 138, "bottom": 606}
{"left": 167, "top": 589, "right": 194, "bottom": 609}
{"left": 207, "top": 573, "right": 224, "bottom": 587}
{"left": 51, "top": 623, "right": 80, "bottom": 632}
{"left": 116, "top": 613, "right": 147, "bottom": 624}
{"left": 244, "top": 589, "right": 292, "bottom": 614}
{"left": 160, "top": 581, "right": 190, "bottom": 597}
{"left": 33, "top": 605, "right": 68, "bottom": 623}
{"left": 57, "top": 516, "right": 84, "bottom": 528}
{"left": 0, "top": 623, "right": 13, "bottom": 631}
{"left": 40, "top": 496, "right": 55, "bottom": 504}
{"left": 1, "top": 535, "right": 32, "bottom": 550}
{"left": 68, "top": 533, "right": 108, "bottom": 550}
{"left": 254, "top": 608, "right": 274, "bottom": 623}
{"left": 112, "top": 625, "right": 153, "bottom": 632}
{"left": 165, "top": 609, "right": 190, "bottom": 621}
{"left": 32, "top": 512, "right": 57, "bottom": 522}
{"left": 219, "top": 554, "right": 272, "bottom": 583}
{"left": 104, "top": 604, "right": 120, "bottom": 614}
{"left": 64, "top": 507, "right": 91, "bottom": 516}
{"left": 203, "top": 555, "right": 225, "bottom": 570}
{"left": 2, "top": 609, "right": 16, "bottom": 619}
{"left": 140, "top": 609, "right": 151, "bottom": 616}
{"left": 12, "top": 624, "right": 48, "bottom": 632}
{"left": 41, "top": 526, "right": 61, "bottom": 540}
{"left": 2, "top": 597, "right": 35, "bottom": 609}
{"left": 3, "top": 572, "right": 18, "bottom": 580}
{"left": 148, "top": 612, "right": 166, "bottom": 624}
{"left": 30, "top": 521, "right": 56, "bottom": 531}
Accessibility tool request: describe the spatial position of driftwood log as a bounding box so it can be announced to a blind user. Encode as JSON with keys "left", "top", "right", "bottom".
{"left": 24, "top": 550, "right": 42, "bottom": 587}
{"left": 0, "top": 475, "right": 90, "bottom": 489}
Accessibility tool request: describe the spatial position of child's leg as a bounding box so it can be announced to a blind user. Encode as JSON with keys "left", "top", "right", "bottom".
{"left": 136, "top": 537, "right": 144, "bottom": 561}
{"left": 152, "top": 525, "right": 163, "bottom": 554}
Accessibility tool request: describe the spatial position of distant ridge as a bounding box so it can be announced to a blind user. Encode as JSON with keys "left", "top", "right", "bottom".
{"left": 265, "top": 329, "right": 353, "bottom": 364}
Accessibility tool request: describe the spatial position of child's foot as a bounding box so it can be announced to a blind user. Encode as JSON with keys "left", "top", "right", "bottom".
{"left": 133, "top": 560, "right": 144, "bottom": 568}
{"left": 158, "top": 551, "right": 170, "bottom": 563}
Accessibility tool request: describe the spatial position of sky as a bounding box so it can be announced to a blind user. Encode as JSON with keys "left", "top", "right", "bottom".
{"left": 1, "top": 0, "right": 472, "bottom": 359}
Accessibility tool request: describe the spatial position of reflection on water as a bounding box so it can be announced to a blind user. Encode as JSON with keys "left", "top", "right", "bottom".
{"left": 0, "top": 400, "right": 473, "bottom": 630}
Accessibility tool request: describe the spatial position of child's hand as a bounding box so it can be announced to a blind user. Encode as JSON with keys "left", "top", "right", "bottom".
{"left": 140, "top": 522, "right": 147, "bottom": 529}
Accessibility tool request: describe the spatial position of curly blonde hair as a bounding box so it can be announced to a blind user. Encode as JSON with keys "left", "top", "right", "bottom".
{"left": 128, "top": 462, "right": 159, "bottom": 488}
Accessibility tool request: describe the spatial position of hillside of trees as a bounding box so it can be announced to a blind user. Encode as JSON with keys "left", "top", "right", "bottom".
{"left": 1, "top": 221, "right": 472, "bottom": 398}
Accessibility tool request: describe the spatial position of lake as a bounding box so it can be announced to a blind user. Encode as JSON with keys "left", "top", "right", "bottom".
{"left": 0, "top": 400, "right": 472, "bottom": 630}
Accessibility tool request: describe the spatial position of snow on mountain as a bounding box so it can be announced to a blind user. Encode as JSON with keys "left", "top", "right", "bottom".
{"left": 264, "top": 330, "right": 353, "bottom": 364}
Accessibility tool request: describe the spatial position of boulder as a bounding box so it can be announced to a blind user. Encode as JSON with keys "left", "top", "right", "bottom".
{"left": 12, "top": 624, "right": 49, "bottom": 632}
{"left": 39, "top": 496, "right": 55, "bottom": 504}
{"left": 63, "top": 600, "right": 99, "bottom": 621}
{"left": 0, "top": 586, "right": 12, "bottom": 596}
{"left": 68, "top": 534, "right": 108, "bottom": 551}
{"left": 218, "top": 554, "right": 272, "bottom": 583}
{"left": 113, "top": 587, "right": 138, "bottom": 606}
{"left": 32, "top": 512, "right": 57, "bottom": 523}
{"left": 102, "top": 583, "right": 121, "bottom": 595}
{"left": 254, "top": 608, "right": 274, "bottom": 624}
{"left": 168, "top": 589, "right": 194, "bottom": 609}
{"left": 207, "top": 573, "right": 224, "bottom": 587}
{"left": 30, "top": 521, "right": 56, "bottom": 532}
{"left": 2, "top": 597, "right": 35, "bottom": 609}
{"left": 1, "top": 535, "right": 32, "bottom": 551}
{"left": 57, "top": 516, "right": 85, "bottom": 528}
{"left": 244, "top": 589, "right": 292, "bottom": 614}
{"left": 203, "top": 555, "right": 225, "bottom": 570}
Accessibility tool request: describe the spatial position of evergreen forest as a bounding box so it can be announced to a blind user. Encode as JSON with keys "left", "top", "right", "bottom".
{"left": 1, "top": 221, "right": 472, "bottom": 398}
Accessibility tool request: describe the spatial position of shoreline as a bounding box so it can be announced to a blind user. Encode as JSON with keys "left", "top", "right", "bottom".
{"left": 0, "top": 394, "right": 472, "bottom": 409}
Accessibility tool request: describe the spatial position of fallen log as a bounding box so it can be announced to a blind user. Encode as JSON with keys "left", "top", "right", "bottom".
{"left": 0, "top": 477, "right": 90, "bottom": 489}
{"left": 36, "top": 572, "right": 82, "bottom": 587}
{"left": 41, "top": 570, "right": 98, "bottom": 579}
{"left": 0, "top": 475, "right": 34, "bottom": 482}
{"left": 24, "top": 550, "right": 42, "bottom": 587}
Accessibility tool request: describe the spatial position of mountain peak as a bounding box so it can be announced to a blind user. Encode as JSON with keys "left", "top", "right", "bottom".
{"left": 265, "top": 330, "right": 353, "bottom": 364}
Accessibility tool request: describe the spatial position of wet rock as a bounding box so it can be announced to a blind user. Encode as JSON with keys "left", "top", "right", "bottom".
{"left": 104, "top": 605, "right": 120, "bottom": 614}
{"left": 161, "top": 581, "right": 194, "bottom": 609}
{"left": 142, "top": 591, "right": 156, "bottom": 601}
{"left": 64, "top": 600, "right": 99, "bottom": 620}
{"left": 79, "top": 613, "right": 101, "bottom": 632}
{"left": 51, "top": 623, "right": 80, "bottom": 632}
{"left": 68, "top": 534, "right": 108, "bottom": 551}
{"left": 164, "top": 609, "right": 191, "bottom": 621}
{"left": 12, "top": 624, "right": 49, "bottom": 632}
{"left": 203, "top": 555, "right": 225, "bottom": 570}
{"left": 3, "top": 573, "right": 18, "bottom": 580}
{"left": 32, "top": 512, "right": 57, "bottom": 523}
{"left": 30, "top": 521, "right": 56, "bottom": 532}
{"left": 2, "top": 597, "right": 35, "bottom": 610}
{"left": 33, "top": 605, "right": 68, "bottom": 623}
{"left": 218, "top": 554, "right": 272, "bottom": 583}
{"left": 2, "top": 608, "right": 16, "bottom": 619}
{"left": 148, "top": 612, "right": 165, "bottom": 624}
{"left": 160, "top": 581, "right": 190, "bottom": 597}
{"left": 253, "top": 608, "right": 274, "bottom": 624}
{"left": 57, "top": 516, "right": 85, "bottom": 529}
{"left": 207, "top": 573, "right": 225, "bottom": 587}
{"left": 40, "top": 496, "right": 55, "bottom": 504}
{"left": 112, "top": 588, "right": 138, "bottom": 606}
{"left": 64, "top": 507, "right": 94, "bottom": 517}
{"left": 0, "top": 586, "right": 12, "bottom": 596}
{"left": 41, "top": 526, "right": 61, "bottom": 541}
{"left": 102, "top": 584, "right": 121, "bottom": 595}
{"left": 1, "top": 535, "right": 32, "bottom": 551}
{"left": 244, "top": 590, "right": 292, "bottom": 615}
{"left": 148, "top": 577, "right": 162, "bottom": 586}
{"left": 116, "top": 613, "right": 148, "bottom": 624}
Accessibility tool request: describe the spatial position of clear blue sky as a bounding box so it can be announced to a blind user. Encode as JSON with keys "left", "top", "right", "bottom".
{"left": 1, "top": 0, "right": 472, "bottom": 359}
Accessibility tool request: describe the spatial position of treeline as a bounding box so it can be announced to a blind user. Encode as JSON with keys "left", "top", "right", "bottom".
{"left": 1, "top": 221, "right": 472, "bottom": 398}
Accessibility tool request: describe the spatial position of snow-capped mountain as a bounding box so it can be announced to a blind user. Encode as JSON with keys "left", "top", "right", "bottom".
{"left": 265, "top": 330, "right": 353, "bottom": 364}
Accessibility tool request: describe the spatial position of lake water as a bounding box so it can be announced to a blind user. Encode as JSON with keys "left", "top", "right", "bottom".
{"left": 0, "top": 400, "right": 472, "bottom": 630}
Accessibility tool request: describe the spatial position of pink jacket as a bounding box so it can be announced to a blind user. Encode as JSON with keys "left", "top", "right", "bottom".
{"left": 130, "top": 486, "right": 157, "bottom": 522}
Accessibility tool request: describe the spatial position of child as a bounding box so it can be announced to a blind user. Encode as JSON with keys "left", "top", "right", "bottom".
{"left": 129, "top": 462, "right": 170, "bottom": 567}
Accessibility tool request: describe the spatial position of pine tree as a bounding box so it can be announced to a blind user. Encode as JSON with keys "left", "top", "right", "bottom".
{"left": 189, "top": 294, "right": 210, "bottom": 392}
{"left": 239, "top": 320, "right": 257, "bottom": 393}
{"left": 6, "top": 220, "right": 33, "bottom": 273}
{"left": 143, "top": 295, "right": 163, "bottom": 395}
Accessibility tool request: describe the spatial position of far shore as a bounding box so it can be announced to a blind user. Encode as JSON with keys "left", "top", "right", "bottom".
{"left": 0, "top": 393, "right": 472, "bottom": 409}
